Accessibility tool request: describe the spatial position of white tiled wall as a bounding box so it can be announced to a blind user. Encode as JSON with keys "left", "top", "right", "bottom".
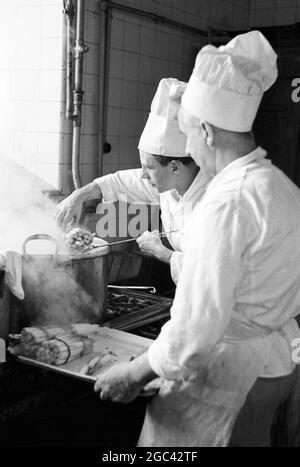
{"left": 0, "top": 0, "right": 64, "bottom": 190}
{"left": 0, "top": 0, "right": 102, "bottom": 191}
{"left": 3, "top": 0, "right": 297, "bottom": 190}
{"left": 80, "top": 1, "right": 102, "bottom": 186}
{"left": 250, "top": 0, "right": 300, "bottom": 27}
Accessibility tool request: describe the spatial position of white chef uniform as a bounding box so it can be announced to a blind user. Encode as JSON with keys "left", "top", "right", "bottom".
{"left": 140, "top": 147, "right": 300, "bottom": 447}
{"left": 137, "top": 31, "right": 300, "bottom": 447}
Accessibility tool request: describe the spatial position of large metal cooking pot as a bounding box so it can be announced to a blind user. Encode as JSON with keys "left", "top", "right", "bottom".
{"left": 11, "top": 234, "right": 110, "bottom": 331}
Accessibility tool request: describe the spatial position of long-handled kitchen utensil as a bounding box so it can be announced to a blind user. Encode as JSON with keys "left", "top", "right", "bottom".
{"left": 94, "top": 229, "right": 180, "bottom": 248}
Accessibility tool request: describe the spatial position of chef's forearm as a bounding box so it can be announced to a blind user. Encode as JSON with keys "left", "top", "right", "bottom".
{"left": 76, "top": 181, "right": 102, "bottom": 202}
{"left": 94, "top": 169, "right": 160, "bottom": 205}
{"left": 129, "top": 352, "right": 158, "bottom": 386}
{"left": 155, "top": 246, "right": 173, "bottom": 264}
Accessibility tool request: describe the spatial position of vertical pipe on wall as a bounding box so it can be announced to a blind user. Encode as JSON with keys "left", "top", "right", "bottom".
{"left": 99, "top": 3, "right": 112, "bottom": 178}
{"left": 60, "top": 1, "right": 74, "bottom": 194}
{"left": 63, "top": 0, "right": 75, "bottom": 120}
{"left": 72, "top": 0, "right": 88, "bottom": 189}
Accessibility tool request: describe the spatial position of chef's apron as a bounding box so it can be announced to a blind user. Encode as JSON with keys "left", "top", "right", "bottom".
{"left": 138, "top": 312, "right": 297, "bottom": 447}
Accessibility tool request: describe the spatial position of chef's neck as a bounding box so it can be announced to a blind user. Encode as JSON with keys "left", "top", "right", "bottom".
{"left": 213, "top": 130, "right": 257, "bottom": 176}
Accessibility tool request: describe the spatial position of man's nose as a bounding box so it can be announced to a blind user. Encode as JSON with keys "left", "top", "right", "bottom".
{"left": 142, "top": 169, "right": 149, "bottom": 179}
{"left": 185, "top": 140, "right": 192, "bottom": 158}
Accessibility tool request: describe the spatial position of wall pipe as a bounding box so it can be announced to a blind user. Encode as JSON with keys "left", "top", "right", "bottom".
{"left": 63, "top": 0, "right": 75, "bottom": 120}
{"left": 72, "top": 0, "right": 88, "bottom": 189}
{"left": 99, "top": 2, "right": 112, "bottom": 178}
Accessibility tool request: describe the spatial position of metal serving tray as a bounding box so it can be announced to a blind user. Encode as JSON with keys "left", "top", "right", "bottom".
{"left": 14, "top": 327, "right": 161, "bottom": 395}
{"left": 15, "top": 327, "right": 151, "bottom": 381}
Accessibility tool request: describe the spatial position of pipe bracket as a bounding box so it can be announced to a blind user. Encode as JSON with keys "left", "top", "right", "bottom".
{"left": 74, "top": 44, "right": 89, "bottom": 55}
{"left": 63, "top": 0, "right": 75, "bottom": 19}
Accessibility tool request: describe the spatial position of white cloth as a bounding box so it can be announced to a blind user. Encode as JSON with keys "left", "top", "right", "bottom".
{"left": 138, "top": 78, "right": 188, "bottom": 157}
{"left": 0, "top": 250, "right": 24, "bottom": 300}
{"left": 140, "top": 147, "right": 300, "bottom": 447}
{"left": 182, "top": 31, "right": 278, "bottom": 131}
{"left": 94, "top": 169, "right": 210, "bottom": 284}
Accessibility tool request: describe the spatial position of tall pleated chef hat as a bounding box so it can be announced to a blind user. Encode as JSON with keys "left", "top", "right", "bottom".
{"left": 182, "top": 30, "right": 278, "bottom": 132}
{"left": 138, "top": 78, "right": 188, "bottom": 157}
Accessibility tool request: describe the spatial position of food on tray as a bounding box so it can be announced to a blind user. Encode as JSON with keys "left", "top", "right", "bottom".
{"left": 71, "top": 323, "right": 100, "bottom": 336}
{"left": 8, "top": 324, "right": 152, "bottom": 392}
{"left": 80, "top": 350, "right": 118, "bottom": 376}
{"left": 20, "top": 326, "right": 69, "bottom": 346}
{"left": 65, "top": 227, "right": 95, "bottom": 253}
{"left": 35, "top": 334, "right": 93, "bottom": 365}
{"left": 9, "top": 325, "right": 94, "bottom": 365}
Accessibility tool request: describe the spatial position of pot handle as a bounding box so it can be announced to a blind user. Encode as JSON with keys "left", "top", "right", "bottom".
{"left": 22, "top": 234, "right": 59, "bottom": 260}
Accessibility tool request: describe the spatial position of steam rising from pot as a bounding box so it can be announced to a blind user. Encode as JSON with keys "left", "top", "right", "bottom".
{"left": 0, "top": 157, "right": 102, "bottom": 326}
{"left": 0, "top": 156, "right": 66, "bottom": 253}
{"left": 22, "top": 258, "right": 100, "bottom": 326}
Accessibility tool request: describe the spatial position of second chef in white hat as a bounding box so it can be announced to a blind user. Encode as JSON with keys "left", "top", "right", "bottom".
{"left": 56, "top": 78, "right": 211, "bottom": 284}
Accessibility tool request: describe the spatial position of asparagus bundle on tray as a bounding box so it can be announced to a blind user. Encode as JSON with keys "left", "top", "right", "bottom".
{"left": 19, "top": 343, "right": 40, "bottom": 359}
{"left": 36, "top": 334, "right": 94, "bottom": 365}
{"left": 20, "top": 326, "right": 69, "bottom": 346}
{"left": 10, "top": 325, "right": 95, "bottom": 365}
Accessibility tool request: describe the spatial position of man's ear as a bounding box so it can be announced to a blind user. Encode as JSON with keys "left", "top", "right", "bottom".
{"left": 200, "top": 121, "right": 214, "bottom": 147}
{"left": 169, "top": 160, "right": 181, "bottom": 174}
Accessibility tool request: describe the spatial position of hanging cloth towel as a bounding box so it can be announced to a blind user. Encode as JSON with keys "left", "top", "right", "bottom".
{"left": 0, "top": 250, "right": 24, "bottom": 300}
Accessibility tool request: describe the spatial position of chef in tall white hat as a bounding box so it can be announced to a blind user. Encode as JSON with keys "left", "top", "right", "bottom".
{"left": 92, "top": 31, "right": 300, "bottom": 448}
{"left": 56, "top": 78, "right": 211, "bottom": 284}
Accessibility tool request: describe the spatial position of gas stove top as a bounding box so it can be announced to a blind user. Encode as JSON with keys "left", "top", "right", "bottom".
{"left": 104, "top": 288, "right": 172, "bottom": 337}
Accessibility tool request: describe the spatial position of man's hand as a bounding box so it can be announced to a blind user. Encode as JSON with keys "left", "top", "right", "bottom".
{"left": 137, "top": 230, "right": 173, "bottom": 264}
{"left": 94, "top": 362, "right": 144, "bottom": 404}
{"left": 55, "top": 190, "right": 85, "bottom": 231}
{"left": 55, "top": 181, "right": 102, "bottom": 231}
{"left": 94, "top": 353, "right": 157, "bottom": 404}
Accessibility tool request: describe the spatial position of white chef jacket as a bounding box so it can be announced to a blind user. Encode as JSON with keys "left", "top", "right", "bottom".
{"left": 94, "top": 169, "right": 210, "bottom": 284}
{"left": 148, "top": 147, "right": 300, "bottom": 380}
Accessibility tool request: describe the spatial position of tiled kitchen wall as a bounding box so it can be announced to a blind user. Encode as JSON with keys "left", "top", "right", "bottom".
{"left": 0, "top": 0, "right": 64, "bottom": 190}
{"left": 2, "top": 1, "right": 299, "bottom": 190}
{"left": 102, "top": 0, "right": 250, "bottom": 176}
{"left": 79, "top": 0, "right": 102, "bottom": 187}
{"left": 0, "top": 0, "right": 103, "bottom": 191}
{"left": 250, "top": 0, "right": 300, "bottom": 27}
